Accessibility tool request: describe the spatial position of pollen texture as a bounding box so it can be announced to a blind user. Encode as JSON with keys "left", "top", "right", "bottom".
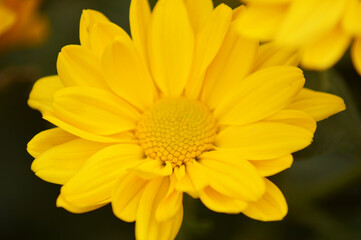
{"left": 136, "top": 98, "right": 217, "bottom": 167}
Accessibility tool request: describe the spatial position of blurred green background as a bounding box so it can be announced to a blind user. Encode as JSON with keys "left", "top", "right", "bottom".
{"left": 1, "top": 0, "right": 361, "bottom": 239}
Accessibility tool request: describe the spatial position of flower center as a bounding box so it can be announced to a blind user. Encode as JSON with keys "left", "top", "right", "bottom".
{"left": 136, "top": 98, "right": 217, "bottom": 167}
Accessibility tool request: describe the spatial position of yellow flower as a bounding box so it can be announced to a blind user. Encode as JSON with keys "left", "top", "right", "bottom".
{"left": 27, "top": 0, "right": 345, "bottom": 239}
{"left": 236, "top": 0, "right": 361, "bottom": 75}
{"left": 0, "top": 0, "right": 48, "bottom": 52}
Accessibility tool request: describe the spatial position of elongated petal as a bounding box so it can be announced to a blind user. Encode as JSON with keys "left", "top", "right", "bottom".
{"left": 352, "top": 37, "right": 361, "bottom": 76}
{"left": 216, "top": 122, "right": 313, "bottom": 160}
{"left": 250, "top": 155, "right": 293, "bottom": 177}
{"left": 130, "top": 0, "right": 151, "bottom": 59}
{"left": 43, "top": 114, "right": 137, "bottom": 143}
{"left": 31, "top": 139, "right": 109, "bottom": 185}
{"left": 185, "top": 4, "right": 232, "bottom": 99}
{"left": 200, "top": 186, "right": 248, "bottom": 213}
{"left": 201, "top": 23, "right": 258, "bottom": 109}
{"left": 157, "top": 206, "right": 183, "bottom": 240}
{"left": 27, "top": 128, "right": 76, "bottom": 158}
{"left": 132, "top": 159, "right": 173, "bottom": 179}
{"left": 199, "top": 150, "right": 265, "bottom": 201}
{"left": 186, "top": 160, "right": 208, "bottom": 191}
{"left": 79, "top": 9, "right": 109, "bottom": 49}
{"left": 112, "top": 172, "right": 148, "bottom": 222}
{"left": 156, "top": 179, "right": 183, "bottom": 221}
{"left": 264, "top": 109, "right": 316, "bottom": 133}
{"left": 52, "top": 87, "right": 139, "bottom": 135}
{"left": 235, "top": 3, "right": 288, "bottom": 41}
{"left": 57, "top": 194, "right": 106, "bottom": 214}
{"left": 342, "top": 0, "right": 361, "bottom": 35}
{"left": 136, "top": 177, "right": 170, "bottom": 240}
{"left": 176, "top": 160, "right": 208, "bottom": 194}
{"left": 61, "top": 144, "right": 144, "bottom": 207}
{"left": 243, "top": 179, "right": 288, "bottom": 221}
{"left": 57, "top": 45, "right": 108, "bottom": 89}
{"left": 28, "top": 75, "right": 64, "bottom": 113}
{"left": 215, "top": 66, "right": 305, "bottom": 126}
{"left": 149, "top": 0, "right": 194, "bottom": 97}
{"left": 102, "top": 38, "right": 156, "bottom": 110}
{"left": 90, "top": 21, "right": 132, "bottom": 57}
{"left": 277, "top": 0, "right": 346, "bottom": 46}
{"left": 253, "top": 42, "right": 300, "bottom": 71}
{"left": 183, "top": 0, "right": 213, "bottom": 32}
{"left": 286, "top": 88, "right": 346, "bottom": 122}
{"left": 301, "top": 26, "right": 351, "bottom": 70}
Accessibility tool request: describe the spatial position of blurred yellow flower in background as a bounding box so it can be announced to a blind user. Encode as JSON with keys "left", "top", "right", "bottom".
{"left": 27, "top": 0, "right": 345, "bottom": 239}
{"left": 236, "top": 0, "right": 361, "bottom": 75}
{"left": 0, "top": 0, "right": 48, "bottom": 52}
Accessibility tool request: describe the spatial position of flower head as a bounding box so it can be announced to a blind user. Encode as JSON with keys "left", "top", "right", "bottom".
{"left": 28, "top": 0, "right": 345, "bottom": 239}
{"left": 0, "top": 0, "right": 48, "bottom": 52}
{"left": 236, "top": 0, "right": 361, "bottom": 75}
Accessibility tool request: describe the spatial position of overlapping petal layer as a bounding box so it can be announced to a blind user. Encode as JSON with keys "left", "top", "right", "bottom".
{"left": 238, "top": 0, "right": 361, "bottom": 73}
{"left": 27, "top": 1, "right": 346, "bottom": 240}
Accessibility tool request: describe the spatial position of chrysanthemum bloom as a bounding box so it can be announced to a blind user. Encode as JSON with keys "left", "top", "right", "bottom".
{"left": 236, "top": 0, "right": 361, "bottom": 75}
{"left": 27, "top": 0, "right": 345, "bottom": 239}
{"left": 0, "top": 0, "right": 48, "bottom": 52}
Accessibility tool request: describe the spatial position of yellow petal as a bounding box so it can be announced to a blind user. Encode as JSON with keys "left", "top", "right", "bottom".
{"left": 79, "top": 9, "right": 109, "bottom": 49}
{"left": 185, "top": 4, "right": 232, "bottom": 99}
{"left": 199, "top": 186, "right": 248, "bottom": 214}
{"left": 277, "top": 0, "right": 346, "bottom": 46}
{"left": 174, "top": 174, "right": 198, "bottom": 198}
{"left": 132, "top": 159, "right": 173, "bottom": 179}
{"left": 149, "top": 0, "right": 194, "bottom": 97}
{"left": 0, "top": 5, "right": 15, "bottom": 34}
{"left": 215, "top": 122, "right": 313, "bottom": 160}
{"left": 156, "top": 179, "right": 183, "bottom": 221}
{"left": 102, "top": 37, "right": 157, "bottom": 110}
{"left": 157, "top": 206, "right": 183, "bottom": 240}
{"left": 253, "top": 42, "right": 300, "bottom": 71}
{"left": 176, "top": 160, "right": 208, "bottom": 194}
{"left": 112, "top": 172, "right": 148, "bottom": 222}
{"left": 57, "top": 45, "right": 108, "bottom": 89}
{"left": 173, "top": 165, "right": 185, "bottom": 180}
{"left": 199, "top": 150, "right": 265, "bottom": 201}
{"left": 61, "top": 144, "right": 144, "bottom": 207}
{"left": 90, "top": 21, "right": 132, "bottom": 57}
{"left": 27, "top": 128, "right": 76, "bottom": 158}
{"left": 136, "top": 177, "right": 170, "bottom": 240}
{"left": 43, "top": 113, "right": 136, "bottom": 143}
{"left": 52, "top": 87, "right": 139, "bottom": 135}
{"left": 264, "top": 109, "right": 316, "bottom": 133}
{"left": 250, "top": 155, "right": 293, "bottom": 177}
{"left": 286, "top": 88, "right": 346, "bottom": 122}
{"left": 31, "top": 139, "right": 109, "bottom": 185}
{"left": 130, "top": 0, "right": 151, "bottom": 60}
{"left": 183, "top": 0, "right": 213, "bottom": 32}
{"left": 201, "top": 23, "right": 258, "bottom": 109}
{"left": 352, "top": 37, "right": 361, "bottom": 76}
{"left": 342, "top": 0, "right": 361, "bottom": 35}
{"left": 235, "top": 2, "right": 288, "bottom": 41}
{"left": 215, "top": 66, "right": 305, "bottom": 126}
{"left": 243, "top": 178, "right": 288, "bottom": 221}
{"left": 301, "top": 26, "right": 351, "bottom": 70}
{"left": 28, "top": 75, "right": 64, "bottom": 114}
{"left": 57, "top": 194, "right": 106, "bottom": 214}
{"left": 187, "top": 160, "right": 209, "bottom": 191}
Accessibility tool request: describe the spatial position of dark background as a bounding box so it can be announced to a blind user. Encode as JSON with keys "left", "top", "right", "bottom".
{"left": 1, "top": 0, "right": 360, "bottom": 239}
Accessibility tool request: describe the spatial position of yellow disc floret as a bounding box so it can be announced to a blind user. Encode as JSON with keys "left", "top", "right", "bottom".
{"left": 136, "top": 98, "right": 217, "bottom": 168}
